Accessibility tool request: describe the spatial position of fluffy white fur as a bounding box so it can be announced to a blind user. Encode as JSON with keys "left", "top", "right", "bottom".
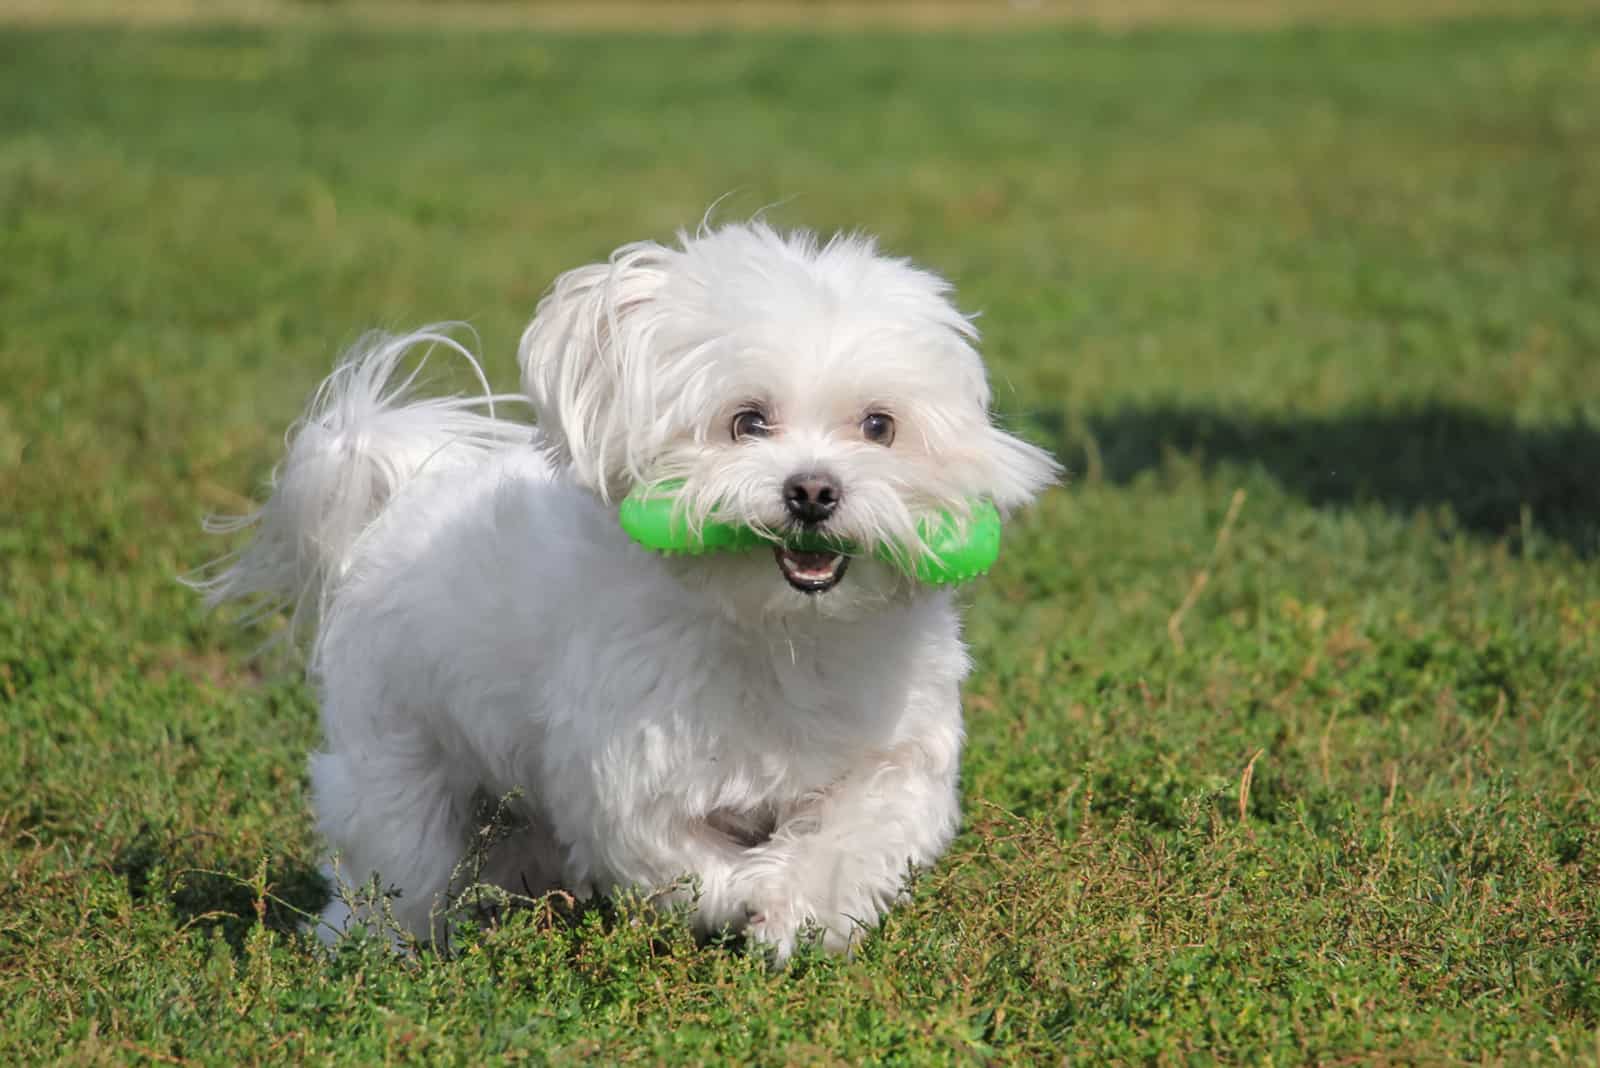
{"left": 198, "top": 222, "right": 1058, "bottom": 962}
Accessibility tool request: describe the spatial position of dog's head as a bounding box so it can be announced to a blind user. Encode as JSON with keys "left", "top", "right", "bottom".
{"left": 519, "top": 222, "right": 1058, "bottom": 620}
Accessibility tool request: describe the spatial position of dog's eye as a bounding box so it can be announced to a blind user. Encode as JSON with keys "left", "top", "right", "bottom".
{"left": 731, "top": 409, "right": 773, "bottom": 441}
{"left": 861, "top": 412, "right": 895, "bottom": 446}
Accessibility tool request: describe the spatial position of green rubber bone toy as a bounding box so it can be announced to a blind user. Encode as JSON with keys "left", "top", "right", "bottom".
{"left": 618, "top": 484, "right": 1003, "bottom": 586}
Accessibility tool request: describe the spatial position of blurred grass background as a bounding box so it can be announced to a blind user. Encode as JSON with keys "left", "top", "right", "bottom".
{"left": 2, "top": 2, "right": 1598, "bottom": 1064}
{"left": 11, "top": 0, "right": 1600, "bottom": 27}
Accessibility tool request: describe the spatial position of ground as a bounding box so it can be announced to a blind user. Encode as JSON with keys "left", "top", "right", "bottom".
{"left": 1, "top": 2, "right": 1598, "bottom": 1064}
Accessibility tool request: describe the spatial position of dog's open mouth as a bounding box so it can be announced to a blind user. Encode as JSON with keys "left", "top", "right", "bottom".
{"left": 774, "top": 546, "right": 849, "bottom": 594}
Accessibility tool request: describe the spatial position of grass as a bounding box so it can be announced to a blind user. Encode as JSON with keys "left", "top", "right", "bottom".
{"left": 2, "top": 5, "right": 1599, "bottom": 1064}
{"left": 12, "top": 0, "right": 1600, "bottom": 30}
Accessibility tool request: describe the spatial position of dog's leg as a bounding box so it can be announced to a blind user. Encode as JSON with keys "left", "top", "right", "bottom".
{"left": 472, "top": 808, "right": 566, "bottom": 902}
{"left": 545, "top": 796, "right": 758, "bottom": 939}
{"left": 736, "top": 736, "right": 962, "bottom": 963}
{"left": 309, "top": 745, "right": 472, "bottom": 947}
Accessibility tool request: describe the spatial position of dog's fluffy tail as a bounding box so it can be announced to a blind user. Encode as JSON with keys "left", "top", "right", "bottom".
{"left": 188, "top": 326, "right": 530, "bottom": 643}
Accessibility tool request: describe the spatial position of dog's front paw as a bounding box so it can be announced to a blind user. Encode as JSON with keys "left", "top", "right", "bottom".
{"left": 741, "top": 889, "right": 867, "bottom": 966}
{"left": 742, "top": 894, "right": 807, "bottom": 966}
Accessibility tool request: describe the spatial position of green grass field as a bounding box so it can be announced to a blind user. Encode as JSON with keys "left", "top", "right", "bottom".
{"left": 3, "top": 5, "right": 1599, "bottom": 1064}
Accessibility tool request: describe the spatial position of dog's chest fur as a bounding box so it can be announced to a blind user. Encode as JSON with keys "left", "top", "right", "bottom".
{"left": 531, "top": 597, "right": 943, "bottom": 812}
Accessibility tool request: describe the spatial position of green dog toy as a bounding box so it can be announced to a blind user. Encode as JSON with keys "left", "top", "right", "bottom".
{"left": 618, "top": 485, "right": 1002, "bottom": 585}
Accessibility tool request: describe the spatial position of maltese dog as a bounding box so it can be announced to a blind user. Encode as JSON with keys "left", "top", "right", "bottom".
{"left": 197, "top": 221, "right": 1057, "bottom": 962}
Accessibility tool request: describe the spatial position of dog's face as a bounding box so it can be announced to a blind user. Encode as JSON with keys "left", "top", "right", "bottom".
{"left": 520, "top": 223, "right": 1058, "bottom": 621}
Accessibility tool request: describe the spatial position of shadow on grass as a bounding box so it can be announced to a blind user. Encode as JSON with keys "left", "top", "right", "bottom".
{"left": 113, "top": 825, "right": 329, "bottom": 950}
{"left": 1046, "top": 403, "right": 1599, "bottom": 556}
{"left": 109, "top": 822, "right": 780, "bottom": 965}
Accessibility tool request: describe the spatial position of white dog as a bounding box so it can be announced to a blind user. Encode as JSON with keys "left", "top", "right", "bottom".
{"left": 198, "top": 222, "right": 1057, "bottom": 962}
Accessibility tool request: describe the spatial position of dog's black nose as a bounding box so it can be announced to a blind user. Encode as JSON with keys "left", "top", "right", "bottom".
{"left": 783, "top": 472, "right": 841, "bottom": 524}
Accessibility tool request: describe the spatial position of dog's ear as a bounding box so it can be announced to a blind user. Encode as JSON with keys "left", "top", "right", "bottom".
{"left": 519, "top": 242, "right": 674, "bottom": 501}
{"left": 968, "top": 421, "right": 1062, "bottom": 512}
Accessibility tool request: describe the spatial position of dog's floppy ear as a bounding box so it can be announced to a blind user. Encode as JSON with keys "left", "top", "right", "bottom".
{"left": 519, "top": 242, "right": 675, "bottom": 500}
